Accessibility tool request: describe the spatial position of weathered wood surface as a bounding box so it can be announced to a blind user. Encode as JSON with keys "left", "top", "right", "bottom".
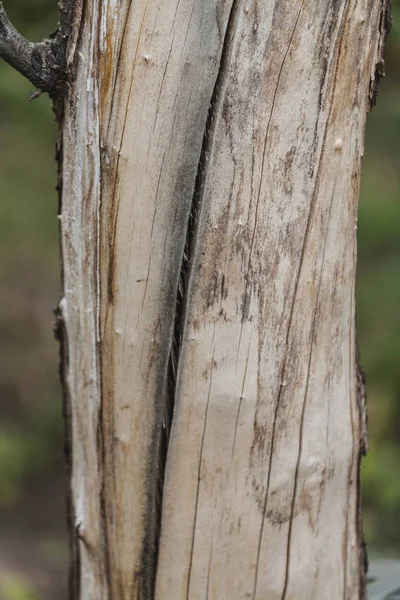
{"left": 59, "top": 0, "right": 389, "bottom": 598}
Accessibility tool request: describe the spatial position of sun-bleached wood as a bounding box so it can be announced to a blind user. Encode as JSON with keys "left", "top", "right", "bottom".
{"left": 59, "top": 0, "right": 388, "bottom": 598}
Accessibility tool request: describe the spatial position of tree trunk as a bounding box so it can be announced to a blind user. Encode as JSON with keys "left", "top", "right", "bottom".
{"left": 56, "top": 1, "right": 389, "bottom": 598}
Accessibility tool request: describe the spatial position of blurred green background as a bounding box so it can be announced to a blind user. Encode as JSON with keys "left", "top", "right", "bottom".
{"left": 0, "top": 1, "right": 399, "bottom": 598}
{"left": 358, "top": 2, "right": 400, "bottom": 556}
{"left": 0, "top": 2, "right": 67, "bottom": 599}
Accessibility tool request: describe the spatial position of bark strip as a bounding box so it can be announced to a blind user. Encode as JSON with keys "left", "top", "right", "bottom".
{"left": 160, "top": 0, "right": 240, "bottom": 530}
{"left": 155, "top": 1, "right": 391, "bottom": 598}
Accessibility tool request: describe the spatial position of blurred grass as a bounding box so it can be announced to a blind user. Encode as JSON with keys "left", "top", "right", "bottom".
{"left": 0, "top": 0, "right": 398, "bottom": 576}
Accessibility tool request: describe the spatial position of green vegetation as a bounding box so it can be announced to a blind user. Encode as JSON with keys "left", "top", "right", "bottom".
{"left": 0, "top": 0, "right": 398, "bottom": 570}
{"left": 0, "top": 576, "right": 41, "bottom": 600}
{"left": 0, "top": 2, "right": 61, "bottom": 508}
{"left": 358, "top": 3, "right": 400, "bottom": 549}
{"left": 0, "top": 402, "right": 62, "bottom": 505}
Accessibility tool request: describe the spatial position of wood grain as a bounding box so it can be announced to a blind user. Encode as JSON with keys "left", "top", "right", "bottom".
{"left": 59, "top": 0, "right": 389, "bottom": 598}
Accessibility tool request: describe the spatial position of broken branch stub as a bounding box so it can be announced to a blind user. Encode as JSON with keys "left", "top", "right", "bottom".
{"left": 0, "top": 0, "right": 75, "bottom": 95}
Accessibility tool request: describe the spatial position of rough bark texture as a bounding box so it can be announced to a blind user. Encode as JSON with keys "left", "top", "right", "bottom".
{"left": 55, "top": 1, "right": 389, "bottom": 599}
{"left": 0, "top": 0, "right": 75, "bottom": 95}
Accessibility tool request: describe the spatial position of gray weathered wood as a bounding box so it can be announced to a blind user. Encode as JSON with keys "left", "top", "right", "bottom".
{"left": 57, "top": 0, "right": 389, "bottom": 598}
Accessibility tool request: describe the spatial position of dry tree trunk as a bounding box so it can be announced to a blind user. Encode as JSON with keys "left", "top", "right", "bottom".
{"left": 0, "top": 0, "right": 391, "bottom": 598}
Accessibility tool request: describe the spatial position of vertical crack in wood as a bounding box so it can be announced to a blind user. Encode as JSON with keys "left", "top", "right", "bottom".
{"left": 250, "top": 3, "right": 308, "bottom": 596}
{"left": 281, "top": 185, "right": 336, "bottom": 600}
{"left": 186, "top": 336, "right": 216, "bottom": 599}
{"left": 93, "top": 5, "right": 115, "bottom": 597}
{"left": 153, "top": 0, "right": 240, "bottom": 591}
{"left": 251, "top": 1, "right": 357, "bottom": 594}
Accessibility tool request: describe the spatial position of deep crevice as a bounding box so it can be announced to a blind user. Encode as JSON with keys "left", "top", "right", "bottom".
{"left": 152, "top": 0, "right": 241, "bottom": 590}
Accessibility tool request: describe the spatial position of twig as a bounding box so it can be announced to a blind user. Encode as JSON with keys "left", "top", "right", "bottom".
{"left": 0, "top": 0, "right": 75, "bottom": 96}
